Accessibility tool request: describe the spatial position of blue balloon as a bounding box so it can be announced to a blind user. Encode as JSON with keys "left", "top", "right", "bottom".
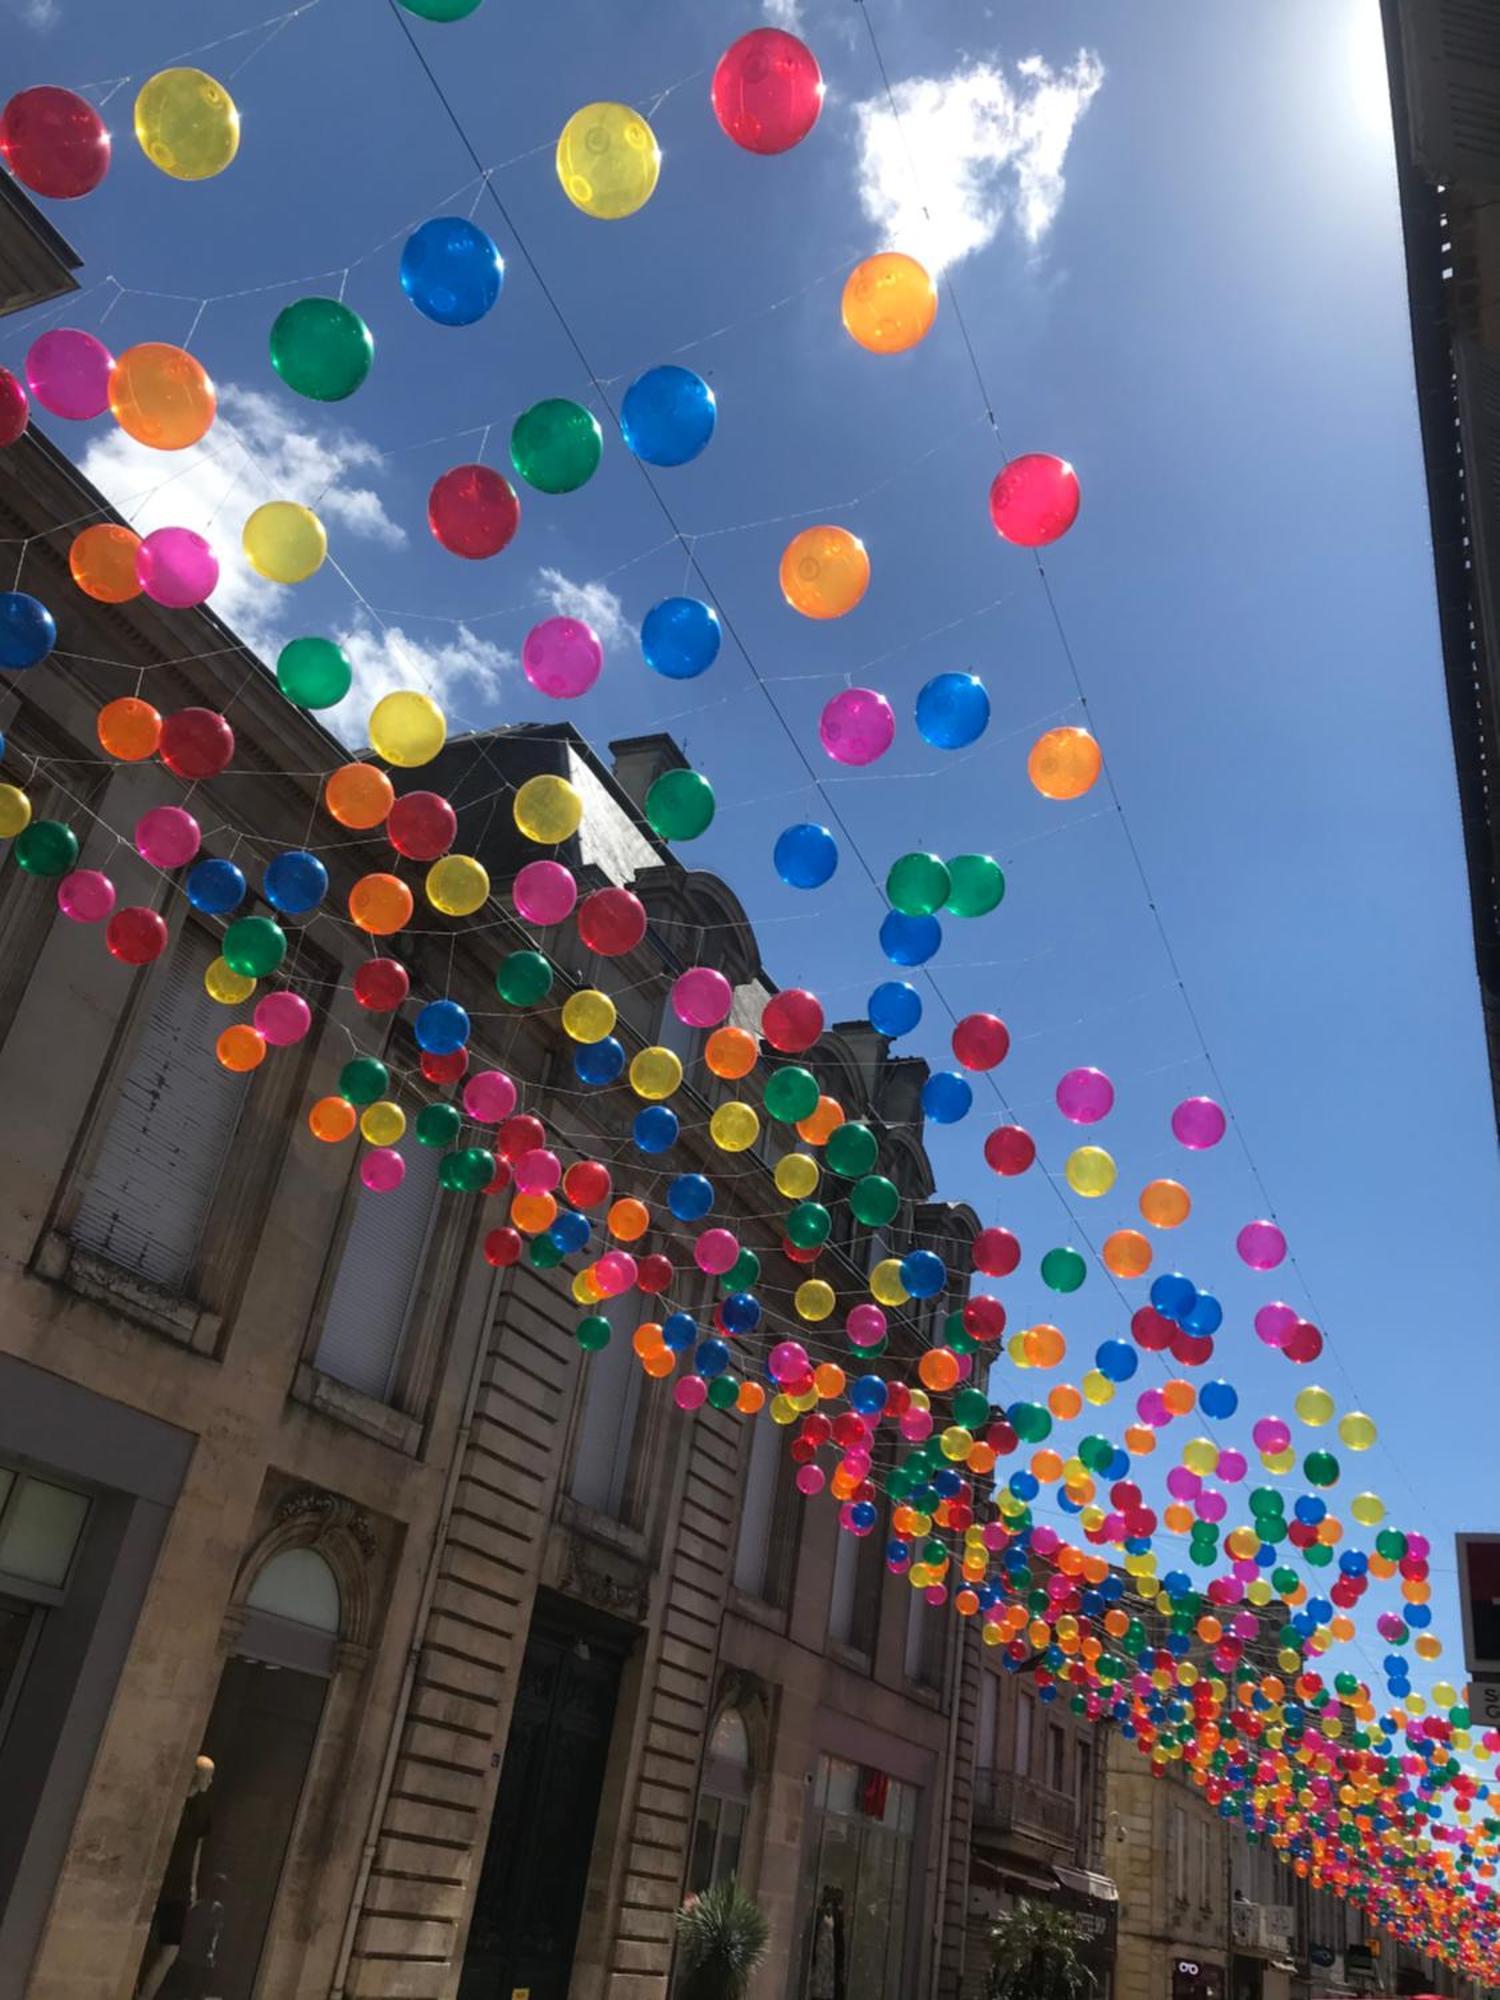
{"left": 931, "top": 1467, "right": 963, "bottom": 1498}
{"left": 185, "top": 857, "right": 246, "bottom": 915}
{"left": 879, "top": 910, "right": 941, "bottom": 966}
{"left": 774, "top": 821, "right": 837, "bottom": 890}
{"left": 575, "top": 1035, "right": 625, "bottom": 1085}
{"left": 915, "top": 671, "right": 990, "bottom": 750}
{"left": 1095, "top": 1337, "right": 1138, "bottom": 1383}
{"left": 641, "top": 596, "right": 721, "bottom": 680}
{"left": 549, "top": 1208, "right": 591, "bottom": 1254}
{"left": 633, "top": 1104, "right": 679, "bottom": 1153}
{"left": 1183, "top": 1291, "right": 1223, "bottom": 1336}
{"left": 695, "top": 1337, "right": 732, "bottom": 1378}
{"left": 900, "top": 1248, "right": 946, "bottom": 1298}
{"left": 1199, "top": 1378, "right": 1238, "bottom": 1420}
{"left": 848, "top": 1500, "right": 878, "bottom": 1533}
{"left": 668, "top": 1172, "right": 715, "bottom": 1223}
{"left": 0, "top": 592, "right": 55, "bottom": 671}
{"left": 1008, "top": 1469, "right": 1039, "bottom": 1501}
{"left": 886, "top": 1538, "right": 911, "bottom": 1567}
{"left": 400, "top": 216, "right": 503, "bottom": 326}
{"left": 849, "top": 1374, "right": 887, "bottom": 1415}
{"left": 868, "top": 979, "right": 922, "bottom": 1038}
{"left": 662, "top": 1311, "right": 697, "bottom": 1353}
{"left": 415, "top": 997, "right": 470, "bottom": 1053}
{"left": 1150, "top": 1271, "right": 1197, "bottom": 1322}
{"left": 921, "top": 1071, "right": 972, "bottom": 1124}
{"left": 720, "top": 1291, "right": 761, "bottom": 1334}
{"left": 263, "top": 848, "right": 328, "bottom": 915}
{"left": 0, "top": 728, "right": 7, "bottom": 759}
{"left": 620, "top": 365, "right": 716, "bottom": 467}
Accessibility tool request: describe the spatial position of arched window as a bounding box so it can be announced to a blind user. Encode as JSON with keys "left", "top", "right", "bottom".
{"left": 690, "top": 1707, "right": 754, "bottom": 1893}
{"left": 246, "top": 1548, "right": 341, "bottom": 1634}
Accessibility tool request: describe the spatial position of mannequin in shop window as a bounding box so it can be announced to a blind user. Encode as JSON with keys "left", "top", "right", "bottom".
{"left": 808, "top": 1884, "right": 847, "bottom": 2000}
{"left": 135, "top": 1755, "right": 215, "bottom": 2000}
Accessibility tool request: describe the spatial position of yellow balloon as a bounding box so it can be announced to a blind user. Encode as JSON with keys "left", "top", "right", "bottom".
{"left": 1007, "top": 1331, "right": 1030, "bottom": 1367}
{"left": 369, "top": 690, "right": 446, "bottom": 769}
{"left": 205, "top": 956, "right": 255, "bottom": 1004}
{"left": 795, "top": 1278, "right": 835, "bottom": 1322}
{"left": 841, "top": 251, "right": 938, "bottom": 355}
{"left": 1351, "top": 1491, "right": 1386, "bottom": 1527}
{"left": 1433, "top": 1681, "right": 1458, "bottom": 1709}
{"left": 1261, "top": 1447, "right": 1296, "bottom": 1476}
{"left": 1182, "top": 1436, "right": 1219, "bottom": 1477}
{"left": 360, "top": 1100, "right": 406, "bottom": 1146}
{"left": 630, "top": 1045, "right": 683, "bottom": 1102}
{"left": 0, "top": 784, "right": 32, "bottom": 838}
{"left": 1081, "top": 1369, "right": 1114, "bottom": 1406}
{"left": 134, "top": 68, "right": 240, "bottom": 181}
{"left": 514, "top": 772, "right": 583, "bottom": 844}
{"left": 710, "top": 1099, "right": 760, "bottom": 1152}
{"left": 242, "top": 501, "right": 327, "bottom": 584}
{"left": 774, "top": 1151, "right": 820, "bottom": 1200}
{"left": 426, "top": 853, "right": 489, "bottom": 916}
{"left": 940, "top": 1425, "right": 973, "bottom": 1462}
{"left": 1338, "top": 1411, "right": 1377, "bottom": 1451}
{"left": 562, "top": 988, "right": 617, "bottom": 1043}
{"left": 573, "top": 1268, "right": 602, "bottom": 1305}
{"left": 1294, "top": 1384, "right": 1335, "bottom": 1427}
{"left": 556, "top": 101, "right": 661, "bottom": 219}
{"left": 870, "top": 1257, "right": 909, "bottom": 1307}
{"left": 1065, "top": 1144, "right": 1116, "bottom": 1198}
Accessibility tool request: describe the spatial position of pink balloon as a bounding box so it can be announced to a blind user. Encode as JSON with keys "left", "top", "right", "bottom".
{"left": 1236, "top": 1219, "right": 1287, "bottom": 1271}
{"left": 522, "top": 616, "right": 602, "bottom": 699}
{"left": 1166, "top": 1466, "right": 1201, "bottom": 1501}
{"left": 513, "top": 1147, "right": 561, "bottom": 1194}
{"left": 595, "top": 1249, "right": 638, "bottom": 1296}
{"left": 694, "top": 1226, "right": 740, "bottom": 1276}
{"left": 512, "top": 858, "right": 577, "bottom": 926}
{"left": 671, "top": 965, "right": 732, "bottom": 1029}
{"left": 1217, "top": 1448, "right": 1247, "bottom": 1483}
{"left": 900, "top": 1407, "right": 933, "bottom": 1442}
{"left": 134, "top": 804, "right": 201, "bottom": 868}
{"left": 1252, "top": 1416, "right": 1290, "bottom": 1454}
{"left": 1196, "top": 1489, "right": 1227, "bottom": 1524}
{"left": 254, "top": 991, "right": 312, "bottom": 1046}
{"left": 361, "top": 1147, "right": 406, "bottom": 1193}
{"left": 463, "top": 1069, "right": 518, "bottom": 1123}
{"left": 136, "top": 527, "right": 219, "bottom": 609}
{"left": 56, "top": 867, "right": 115, "bottom": 923}
{"left": 1171, "top": 1095, "right": 1226, "bottom": 1149}
{"left": 796, "top": 1464, "right": 825, "bottom": 1496}
{"left": 1055, "top": 1065, "right": 1114, "bottom": 1124}
{"left": 1253, "top": 1300, "right": 1297, "bottom": 1349}
{"left": 819, "top": 686, "right": 894, "bottom": 766}
{"left": 846, "top": 1303, "right": 887, "bottom": 1347}
{"left": 769, "top": 1339, "right": 809, "bottom": 1382}
{"left": 25, "top": 328, "right": 113, "bottom": 420}
{"left": 674, "top": 1374, "right": 708, "bottom": 1411}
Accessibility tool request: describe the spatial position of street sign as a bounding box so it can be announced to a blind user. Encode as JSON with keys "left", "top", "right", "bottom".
{"left": 1455, "top": 1535, "right": 1500, "bottom": 1674}
{"left": 1468, "top": 1677, "right": 1500, "bottom": 1726}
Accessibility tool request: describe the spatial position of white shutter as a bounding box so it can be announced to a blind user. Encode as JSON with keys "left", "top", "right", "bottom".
{"left": 313, "top": 1137, "right": 443, "bottom": 1401}
{"left": 733, "top": 1413, "right": 780, "bottom": 1595}
{"left": 73, "top": 928, "right": 248, "bottom": 1290}
{"left": 568, "top": 1293, "right": 642, "bottom": 1518}
{"left": 827, "top": 1520, "right": 859, "bottom": 1645}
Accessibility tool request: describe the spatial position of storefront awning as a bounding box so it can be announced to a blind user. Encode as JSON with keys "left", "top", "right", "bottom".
{"left": 971, "top": 1853, "right": 1061, "bottom": 1895}
{"left": 1053, "top": 1863, "right": 1119, "bottom": 1903}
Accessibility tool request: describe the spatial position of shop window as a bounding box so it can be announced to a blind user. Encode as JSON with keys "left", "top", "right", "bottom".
{"left": 569, "top": 1294, "right": 644, "bottom": 1521}
{"left": 690, "top": 1708, "right": 752, "bottom": 1894}
{"left": 804, "top": 1756, "right": 917, "bottom": 2000}
{"left": 313, "top": 1133, "right": 443, "bottom": 1402}
{"left": 0, "top": 1463, "right": 92, "bottom": 1753}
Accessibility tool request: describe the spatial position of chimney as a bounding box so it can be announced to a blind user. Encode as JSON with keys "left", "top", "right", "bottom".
{"left": 609, "top": 733, "right": 687, "bottom": 815}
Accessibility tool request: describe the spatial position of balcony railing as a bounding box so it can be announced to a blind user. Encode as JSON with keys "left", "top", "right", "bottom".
{"left": 973, "top": 1769, "right": 1079, "bottom": 1847}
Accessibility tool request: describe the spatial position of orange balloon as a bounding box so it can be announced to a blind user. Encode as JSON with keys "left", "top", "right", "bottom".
{"left": 108, "top": 343, "right": 216, "bottom": 450}
{"left": 1164, "top": 1502, "right": 1195, "bottom": 1534}
{"left": 1102, "top": 1227, "right": 1152, "bottom": 1278}
{"left": 1028, "top": 725, "right": 1102, "bottom": 801}
{"left": 216, "top": 1023, "right": 266, "bottom": 1072}
{"left": 308, "top": 1094, "right": 356, "bottom": 1142}
{"left": 70, "top": 523, "right": 142, "bottom": 603}
{"left": 511, "top": 1191, "right": 558, "bottom": 1235}
{"left": 349, "top": 872, "right": 413, "bottom": 936}
{"left": 705, "top": 1024, "right": 758, "bottom": 1080}
{"left": 779, "top": 525, "right": 870, "bottom": 620}
{"left": 608, "top": 1197, "right": 650, "bottom": 1242}
{"left": 796, "top": 1094, "right": 845, "bottom": 1146}
{"left": 1023, "top": 1322, "right": 1066, "bottom": 1368}
{"left": 1048, "top": 1383, "right": 1083, "bottom": 1420}
{"left": 918, "top": 1346, "right": 960, "bottom": 1392}
{"left": 737, "top": 1380, "right": 766, "bottom": 1415}
{"left": 632, "top": 1321, "right": 665, "bottom": 1359}
{"left": 813, "top": 1362, "right": 846, "bottom": 1399}
{"left": 1139, "top": 1178, "right": 1191, "bottom": 1228}
{"left": 97, "top": 695, "right": 163, "bottom": 761}
{"left": 1031, "top": 1448, "right": 1063, "bottom": 1483}
{"left": 1161, "top": 1377, "right": 1195, "bottom": 1416}
{"left": 325, "top": 761, "right": 395, "bottom": 830}
{"left": 643, "top": 1347, "right": 676, "bottom": 1379}
{"left": 1123, "top": 1424, "right": 1156, "bottom": 1456}
{"left": 967, "top": 1442, "right": 997, "bottom": 1475}
{"left": 841, "top": 252, "right": 938, "bottom": 355}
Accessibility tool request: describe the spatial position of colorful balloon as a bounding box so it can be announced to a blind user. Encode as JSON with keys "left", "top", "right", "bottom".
{"left": 781, "top": 526, "right": 870, "bottom": 619}
{"left": 264, "top": 848, "right": 328, "bottom": 914}
{"left": 57, "top": 868, "right": 116, "bottom": 923}
{"left": 513, "top": 772, "right": 582, "bottom": 844}
{"left": 277, "top": 635, "right": 352, "bottom": 710}
{"left": 255, "top": 992, "right": 312, "bottom": 1047}
{"left": 555, "top": 102, "right": 660, "bottom": 219}
{"left": 1172, "top": 1095, "right": 1227, "bottom": 1149}
{"left": 641, "top": 596, "right": 721, "bottom": 679}
{"left": 325, "top": 762, "right": 394, "bottom": 829}
{"left": 523, "top": 616, "right": 602, "bottom": 698}
{"left": 842, "top": 252, "right": 937, "bottom": 355}
{"left": 869, "top": 980, "right": 922, "bottom": 1038}
{"left": 952, "top": 1013, "right": 1009, "bottom": 1071}
{"left": 0, "top": 593, "right": 56, "bottom": 670}
{"left": 70, "top": 524, "right": 142, "bottom": 605}
{"left": 159, "top": 707, "right": 233, "bottom": 779}
{"left": 988, "top": 453, "right": 1080, "bottom": 546}
{"left": 136, "top": 527, "right": 219, "bottom": 609}
{"left": 428, "top": 464, "right": 520, "bottom": 559}
{"left": 621, "top": 366, "right": 716, "bottom": 467}
{"left": 1236, "top": 1219, "right": 1287, "bottom": 1271}
{"left": 14, "top": 818, "right": 76, "bottom": 875}
{"left": 762, "top": 988, "right": 824, "bottom": 1054}
{"left": 496, "top": 949, "right": 554, "bottom": 1006}
{"left": 0, "top": 87, "right": 110, "bottom": 199}
{"left": 774, "top": 821, "right": 837, "bottom": 889}
{"left": 98, "top": 697, "right": 162, "bottom": 762}
{"left": 944, "top": 854, "right": 1005, "bottom": 918}
{"left": 135, "top": 805, "right": 201, "bottom": 869}
{"left": 820, "top": 686, "right": 893, "bottom": 765}
{"left": 349, "top": 872, "right": 414, "bottom": 935}
{"left": 921, "top": 1071, "right": 972, "bottom": 1123}
{"left": 887, "top": 852, "right": 951, "bottom": 916}
{"left": 1056, "top": 1066, "right": 1114, "bottom": 1124}
{"left": 646, "top": 767, "right": 715, "bottom": 841}
{"left": 400, "top": 216, "right": 503, "bottom": 325}
{"left": 915, "top": 670, "right": 989, "bottom": 750}
{"left": 26, "top": 329, "right": 113, "bottom": 421}
{"left": 269, "top": 298, "right": 373, "bottom": 401}
{"left": 243, "top": 502, "right": 326, "bottom": 584}
{"left": 1028, "top": 726, "right": 1102, "bottom": 801}
{"left": 108, "top": 344, "right": 216, "bottom": 450}
{"left": 369, "top": 690, "right": 446, "bottom": 768}
{"left": 513, "top": 859, "right": 577, "bottom": 925}
{"left": 711, "top": 28, "right": 823, "bottom": 153}
{"left": 0, "top": 367, "right": 27, "bottom": 447}
{"left": 672, "top": 966, "right": 733, "bottom": 1028}
{"left": 426, "top": 854, "right": 488, "bottom": 916}
{"left": 134, "top": 69, "right": 239, "bottom": 180}
{"left": 107, "top": 906, "right": 170, "bottom": 966}
{"left": 510, "top": 398, "right": 601, "bottom": 494}
{"left": 577, "top": 886, "right": 646, "bottom": 956}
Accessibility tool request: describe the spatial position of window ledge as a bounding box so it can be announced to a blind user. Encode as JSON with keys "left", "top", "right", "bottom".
{"left": 901, "top": 1677, "right": 943, "bottom": 1707}
{"left": 36, "top": 1231, "right": 221, "bottom": 1355}
{"left": 556, "top": 1492, "right": 650, "bottom": 1562}
{"left": 828, "top": 1640, "right": 875, "bottom": 1675}
{"left": 290, "top": 1361, "right": 422, "bottom": 1456}
{"left": 726, "top": 1587, "right": 790, "bottom": 1633}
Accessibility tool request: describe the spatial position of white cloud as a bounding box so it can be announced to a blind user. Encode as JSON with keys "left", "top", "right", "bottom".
{"left": 852, "top": 50, "right": 1103, "bottom": 274}
{"left": 535, "top": 566, "right": 627, "bottom": 649}
{"left": 763, "top": 0, "right": 803, "bottom": 27}
{"left": 16, "top": 0, "right": 61, "bottom": 29}
{"left": 326, "top": 620, "right": 513, "bottom": 749}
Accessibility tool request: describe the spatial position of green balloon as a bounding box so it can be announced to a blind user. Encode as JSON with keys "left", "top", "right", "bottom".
{"left": 1079, "top": 1434, "right": 1115, "bottom": 1473}
{"left": 576, "top": 1313, "right": 611, "bottom": 1351}
{"left": 1303, "top": 1450, "right": 1340, "bottom": 1489}
{"left": 1009, "top": 1400, "right": 1051, "bottom": 1444}
{"left": 886, "top": 851, "right": 951, "bottom": 916}
{"left": 222, "top": 914, "right": 286, "bottom": 978}
{"left": 824, "top": 1121, "right": 878, "bottom": 1178}
{"left": 763, "top": 1065, "right": 819, "bottom": 1123}
{"left": 398, "top": 0, "right": 485, "bottom": 18}
{"left": 953, "top": 1386, "right": 990, "bottom": 1429}
{"left": 1040, "top": 1245, "right": 1087, "bottom": 1294}
{"left": 1375, "top": 1528, "right": 1407, "bottom": 1561}
{"left": 495, "top": 949, "right": 554, "bottom": 1007}
{"left": 338, "top": 1055, "right": 388, "bottom": 1106}
{"left": 946, "top": 1327, "right": 976, "bottom": 1356}
{"left": 849, "top": 1173, "right": 899, "bottom": 1228}
{"left": 442, "top": 1146, "right": 496, "bottom": 1192}
{"left": 14, "top": 818, "right": 78, "bottom": 876}
{"left": 530, "top": 1235, "right": 565, "bottom": 1269}
{"left": 785, "top": 1200, "right": 831, "bottom": 1249}
{"left": 510, "top": 398, "right": 603, "bottom": 494}
{"left": 721, "top": 1248, "right": 761, "bottom": 1292}
{"left": 277, "top": 635, "right": 353, "bottom": 710}
{"left": 944, "top": 853, "right": 1005, "bottom": 918}
{"left": 417, "top": 1101, "right": 463, "bottom": 1148}
{"left": 646, "top": 767, "right": 715, "bottom": 842}
{"left": 707, "top": 1374, "right": 740, "bottom": 1411}
{"left": 269, "top": 298, "right": 374, "bottom": 402}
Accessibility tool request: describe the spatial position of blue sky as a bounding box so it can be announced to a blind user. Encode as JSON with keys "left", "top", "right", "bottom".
{"left": 6, "top": 0, "right": 1494, "bottom": 1686}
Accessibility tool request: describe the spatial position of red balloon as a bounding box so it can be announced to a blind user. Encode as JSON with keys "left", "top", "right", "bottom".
{"left": 422, "top": 1047, "right": 468, "bottom": 1085}
{"left": 637, "top": 1252, "right": 674, "bottom": 1295}
{"left": 986, "top": 1419, "right": 1019, "bottom": 1456}
{"left": 577, "top": 886, "right": 646, "bottom": 957}
{"left": 963, "top": 1294, "right": 1007, "bottom": 1342}
{"left": 387, "top": 789, "right": 457, "bottom": 861}
{"left": 952, "top": 1012, "right": 1009, "bottom": 1071}
{"left": 710, "top": 28, "right": 824, "bottom": 155}
{"left": 983, "top": 1125, "right": 1035, "bottom": 1176}
{"left": 159, "top": 707, "right": 234, "bottom": 780}
{"left": 499, "top": 1113, "right": 547, "bottom": 1163}
{"left": 484, "top": 1159, "right": 514, "bottom": 1196}
{"left": 484, "top": 1226, "right": 522, "bottom": 1269}
{"left": 1282, "top": 1319, "right": 1323, "bottom": 1364}
{"left": 562, "top": 1159, "right": 612, "bottom": 1209}
{"left": 784, "top": 1238, "right": 821, "bottom": 1265}
{"left": 973, "top": 1226, "right": 1021, "bottom": 1277}
{"left": 0, "top": 88, "right": 111, "bottom": 200}
{"left": 353, "top": 957, "right": 409, "bottom": 1012}
{"left": 106, "top": 905, "right": 169, "bottom": 966}
{"left": 0, "top": 367, "right": 28, "bottom": 449}
{"left": 1131, "top": 1305, "right": 1175, "bottom": 1352}
{"left": 1170, "top": 1331, "right": 1214, "bottom": 1369}
{"left": 988, "top": 454, "right": 1080, "bottom": 547}
{"left": 428, "top": 464, "right": 520, "bottom": 560}
{"left": 762, "top": 987, "right": 824, "bottom": 1053}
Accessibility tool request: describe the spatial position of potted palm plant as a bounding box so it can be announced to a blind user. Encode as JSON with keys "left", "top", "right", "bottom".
{"left": 674, "top": 1878, "right": 771, "bottom": 2000}
{"left": 988, "top": 1898, "right": 1096, "bottom": 2000}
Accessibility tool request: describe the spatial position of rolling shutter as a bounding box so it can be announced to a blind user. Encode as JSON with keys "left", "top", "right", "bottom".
{"left": 312, "top": 1138, "right": 442, "bottom": 1401}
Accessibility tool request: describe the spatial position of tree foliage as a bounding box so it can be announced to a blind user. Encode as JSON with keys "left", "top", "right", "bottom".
{"left": 674, "top": 1878, "right": 771, "bottom": 2000}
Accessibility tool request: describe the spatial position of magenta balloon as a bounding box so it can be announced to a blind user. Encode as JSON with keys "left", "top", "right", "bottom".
{"left": 134, "top": 804, "right": 201, "bottom": 869}
{"left": 1137, "top": 1387, "right": 1169, "bottom": 1427}
{"left": 25, "top": 328, "right": 113, "bottom": 420}
{"left": 512, "top": 858, "right": 577, "bottom": 926}
{"left": 694, "top": 1226, "right": 740, "bottom": 1275}
{"left": 1236, "top": 1219, "right": 1286, "bottom": 1271}
{"left": 1216, "top": 1448, "right": 1247, "bottom": 1483}
{"left": 672, "top": 965, "right": 733, "bottom": 1029}
{"left": 513, "top": 1147, "right": 561, "bottom": 1194}
{"left": 900, "top": 1407, "right": 933, "bottom": 1442}
{"left": 595, "top": 1249, "right": 638, "bottom": 1296}
{"left": 254, "top": 991, "right": 312, "bottom": 1046}
{"left": 768, "top": 1338, "right": 809, "bottom": 1382}
{"left": 796, "top": 1464, "right": 825, "bottom": 1497}
{"left": 1055, "top": 1065, "right": 1114, "bottom": 1124}
{"left": 674, "top": 1374, "right": 708, "bottom": 1410}
{"left": 1166, "top": 1466, "right": 1201, "bottom": 1501}
{"left": 136, "top": 526, "right": 220, "bottom": 609}
{"left": 1171, "top": 1094, "right": 1226, "bottom": 1149}
{"left": 1253, "top": 1300, "right": 1296, "bottom": 1349}
{"left": 1196, "top": 1489, "right": 1227, "bottom": 1524}
{"left": 819, "top": 686, "right": 894, "bottom": 766}
{"left": 522, "top": 616, "right": 603, "bottom": 700}
{"left": 361, "top": 1147, "right": 406, "bottom": 1193}
{"left": 56, "top": 867, "right": 116, "bottom": 923}
{"left": 1252, "top": 1415, "right": 1290, "bottom": 1454}
{"left": 847, "top": 1303, "right": 886, "bottom": 1346}
{"left": 463, "top": 1069, "right": 518, "bottom": 1123}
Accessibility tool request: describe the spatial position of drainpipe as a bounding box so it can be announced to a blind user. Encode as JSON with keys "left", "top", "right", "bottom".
{"left": 929, "top": 1607, "right": 969, "bottom": 2000}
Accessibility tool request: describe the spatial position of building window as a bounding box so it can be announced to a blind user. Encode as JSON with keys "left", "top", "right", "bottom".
{"left": 1015, "top": 1688, "right": 1033, "bottom": 1775}
{"left": 733, "top": 1417, "right": 798, "bottom": 1607}
{"left": 1076, "top": 1740, "right": 1092, "bottom": 1838}
{"left": 804, "top": 1756, "right": 918, "bottom": 2000}
{"left": 72, "top": 926, "right": 249, "bottom": 1291}
{"left": 313, "top": 1134, "right": 443, "bottom": 1402}
{"left": 246, "top": 1549, "right": 341, "bottom": 1633}
{"left": 0, "top": 1460, "right": 92, "bottom": 1750}
{"left": 568, "top": 1294, "right": 644, "bottom": 1521}
{"left": 1048, "top": 1721, "right": 1067, "bottom": 1794}
{"left": 903, "top": 1591, "right": 938, "bottom": 1686}
{"left": 690, "top": 1708, "right": 752, "bottom": 1894}
{"left": 977, "top": 1672, "right": 998, "bottom": 1775}
{"left": 1171, "top": 1804, "right": 1187, "bottom": 1904}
